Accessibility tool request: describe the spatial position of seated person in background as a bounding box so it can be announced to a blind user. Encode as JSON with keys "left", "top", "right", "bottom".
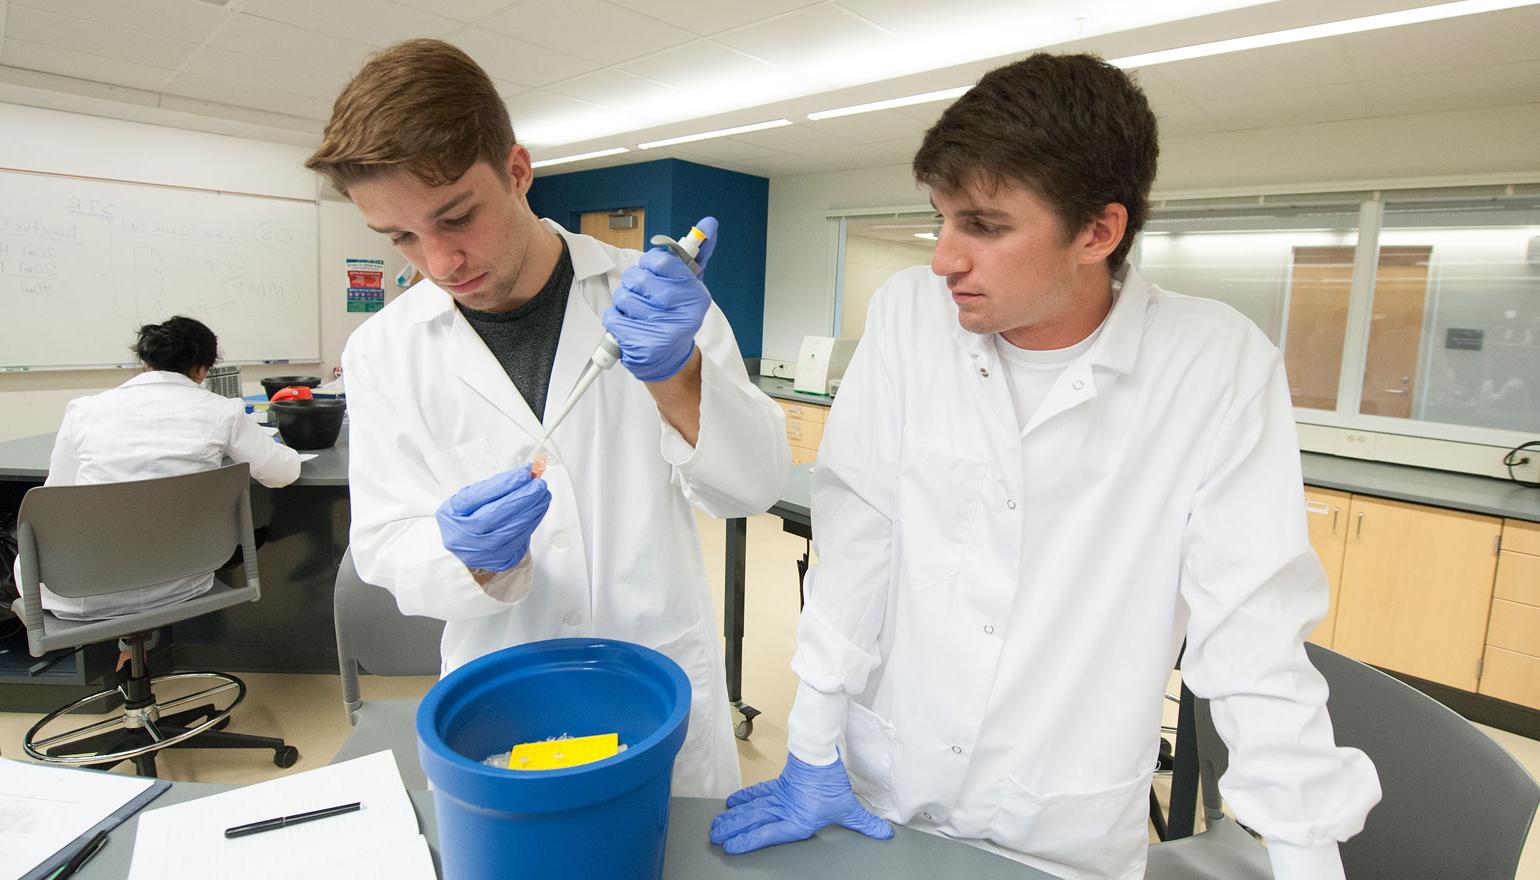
{"left": 7, "top": 316, "right": 301, "bottom": 620}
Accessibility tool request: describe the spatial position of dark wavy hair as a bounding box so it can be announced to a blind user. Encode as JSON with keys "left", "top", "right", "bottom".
{"left": 134, "top": 316, "right": 219, "bottom": 376}
{"left": 912, "top": 53, "right": 1159, "bottom": 269}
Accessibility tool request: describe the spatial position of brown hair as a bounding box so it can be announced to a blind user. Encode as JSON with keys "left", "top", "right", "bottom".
{"left": 305, "top": 39, "right": 514, "bottom": 195}
{"left": 912, "top": 53, "right": 1158, "bottom": 269}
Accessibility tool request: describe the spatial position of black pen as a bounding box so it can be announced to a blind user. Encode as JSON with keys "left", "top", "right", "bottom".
{"left": 48, "top": 829, "right": 108, "bottom": 880}
{"left": 223, "top": 801, "right": 362, "bottom": 839}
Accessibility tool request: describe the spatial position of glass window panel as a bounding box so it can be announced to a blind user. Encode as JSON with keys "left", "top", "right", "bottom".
{"left": 1369, "top": 197, "right": 1540, "bottom": 433}
{"left": 837, "top": 212, "right": 936, "bottom": 337}
{"left": 1137, "top": 202, "right": 1361, "bottom": 410}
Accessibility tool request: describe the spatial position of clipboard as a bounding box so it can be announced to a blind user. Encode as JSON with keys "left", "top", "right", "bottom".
{"left": 20, "top": 777, "right": 170, "bottom": 880}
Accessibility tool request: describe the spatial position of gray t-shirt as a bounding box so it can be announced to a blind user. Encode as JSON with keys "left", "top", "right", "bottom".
{"left": 456, "top": 240, "right": 574, "bottom": 420}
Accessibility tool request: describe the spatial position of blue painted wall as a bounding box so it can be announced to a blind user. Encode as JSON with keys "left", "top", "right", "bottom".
{"left": 528, "top": 159, "right": 768, "bottom": 357}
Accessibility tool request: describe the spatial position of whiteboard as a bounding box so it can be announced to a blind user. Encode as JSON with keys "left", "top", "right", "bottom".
{"left": 0, "top": 169, "right": 319, "bottom": 370}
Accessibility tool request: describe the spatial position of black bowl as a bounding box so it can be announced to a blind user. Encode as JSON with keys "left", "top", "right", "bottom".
{"left": 260, "top": 375, "right": 322, "bottom": 400}
{"left": 271, "top": 399, "right": 345, "bottom": 450}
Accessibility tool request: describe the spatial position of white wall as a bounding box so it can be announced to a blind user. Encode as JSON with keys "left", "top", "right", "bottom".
{"left": 761, "top": 102, "right": 1540, "bottom": 363}
{"left": 840, "top": 235, "right": 936, "bottom": 337}
{"left": 0, "top": 104, "right": 395, "bottom": 441}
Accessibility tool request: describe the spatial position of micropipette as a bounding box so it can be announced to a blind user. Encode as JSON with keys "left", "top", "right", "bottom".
{"left": 525, "top": 224, "right": 711, "bottom": 465}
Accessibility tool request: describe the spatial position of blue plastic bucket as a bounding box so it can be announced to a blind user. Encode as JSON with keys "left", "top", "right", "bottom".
{"left": 417, "top": 638, "right": 691, "bottom": 880}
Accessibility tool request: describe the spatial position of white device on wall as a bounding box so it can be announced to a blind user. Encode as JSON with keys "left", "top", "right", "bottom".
{"left": 794, "top": 336, "right": 858, "bottom": 396}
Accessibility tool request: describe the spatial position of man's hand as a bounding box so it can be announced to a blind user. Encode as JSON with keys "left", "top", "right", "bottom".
{"left": 603, "top": 216, "right": 718, "bottom": 383}
{"left": 710, "top": 753, "right": 894, "bottom": 854}
{"left": 435, "top": 465, "right": 550, "bottom": 572}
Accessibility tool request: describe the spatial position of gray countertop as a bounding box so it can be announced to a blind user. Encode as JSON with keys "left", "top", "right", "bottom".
{"left": 0, "top": 426, "right": 348, "bottom": 487}
{"left": 77, "top": 785, "right": 1054, "bottom": 879}
{"left": 752, "top": 374, "right": 839, "bottom": 407}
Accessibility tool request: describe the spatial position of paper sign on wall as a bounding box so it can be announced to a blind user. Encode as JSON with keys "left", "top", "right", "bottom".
{"left": 346, "top": 258, "right": 385, "bottom": 313}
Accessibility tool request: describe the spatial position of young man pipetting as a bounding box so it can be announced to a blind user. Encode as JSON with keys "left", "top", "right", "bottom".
{"left": 711, "top": 54, "right": 1381, "bottom": 879}
{"left": 306, "top": 39, "right": 789, "bottom": 799}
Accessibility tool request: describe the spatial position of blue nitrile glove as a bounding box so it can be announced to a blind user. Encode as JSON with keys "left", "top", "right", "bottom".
{"left": 709, "top": 752, "right": 894, "bottom": 854}
{"left": 435, "top": 465, "right": 551, "bottom": 573}
{"left": 602, "top": 216, "right": 719, "bottom": 383}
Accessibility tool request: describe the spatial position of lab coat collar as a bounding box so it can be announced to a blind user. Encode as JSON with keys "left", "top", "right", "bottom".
{"left": 396, "top": 217, "right": 618, "bottom": 325}
{"left": 947, "top": 263, "right": 1150, "bottom": 377}
{"left": 120, "top": 370, "right": 200, "bottom": 389}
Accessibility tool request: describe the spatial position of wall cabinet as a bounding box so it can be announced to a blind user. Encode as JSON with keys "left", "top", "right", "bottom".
{"left": 1303, "top": 487, "right": 1351, "bottom": 648}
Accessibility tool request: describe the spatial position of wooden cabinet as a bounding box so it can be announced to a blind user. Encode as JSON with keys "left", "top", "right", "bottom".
{"left": 1480, "top": 521, "right": 1540, "bottom": 708}
{"left": 1303, "top": 488, "right": 1351, "bottom": 648}
{"left": 774, "top": 398, "right": 829, "bottom": 466}
{"left": 1330, "top": 496, "right": 1502, "bottom": 692}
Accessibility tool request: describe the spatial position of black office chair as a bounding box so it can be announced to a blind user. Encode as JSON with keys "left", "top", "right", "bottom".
{"left": 12, "top": 463, "right": 298, "bottom": 776}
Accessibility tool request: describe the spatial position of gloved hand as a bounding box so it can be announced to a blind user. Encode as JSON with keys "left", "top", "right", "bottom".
{"left": 709, "top": 752, "right": 894, "bottom": 855}
{"left": 602, "top": 216, "right": 719, "bottom": 383}
{"left": 435, "top": 465, "right": 551, "bottom": 573}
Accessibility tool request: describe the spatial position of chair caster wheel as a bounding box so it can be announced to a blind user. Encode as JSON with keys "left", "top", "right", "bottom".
{"left": 274, "top": 745, "right": 299, "bottom": 768}
{"left": 212, "top": 717, "right": 231, "bottom": 731}
{"left": 735, "top": 718, "right": 754, "bottom": 740}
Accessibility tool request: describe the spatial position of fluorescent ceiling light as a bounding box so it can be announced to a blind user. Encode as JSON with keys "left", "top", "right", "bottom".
{"left": 531, "top": 147, "right": 629, "bottom": 169}
{"left": 637, "top": 119, "right": 791, "bottom": 150}
{"left": 913, "top": 232, "right": 938, "bottom": 240}
{"left": 808, "top": 86, "right": 972, "bottom": 121}
{"left": 1109, "top": 0, "right": 1540, "bottom": 68}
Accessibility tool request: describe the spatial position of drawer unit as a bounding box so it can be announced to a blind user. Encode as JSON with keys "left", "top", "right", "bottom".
{"left": 774, "top": 398, "right": 830, "bottom": 466}
{"left": 1486, "top": 599, "right": 1540, "bottom": 656}
{"left": 1495, "top": 550, "right": 1540, "bottom": 608}
{"left": 1503, "top": 520, "right": 1540, "bottom": 556}
{"left": 1480, "top": 645, "right": 1540, "bottom": 709}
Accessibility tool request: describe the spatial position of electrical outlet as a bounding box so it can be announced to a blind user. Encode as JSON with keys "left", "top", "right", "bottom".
{"left": 1338, "top": 431, "right": 1378, "bottom": 459}
{"left": 759, "top": 359, "right": 795, "bottom": 379}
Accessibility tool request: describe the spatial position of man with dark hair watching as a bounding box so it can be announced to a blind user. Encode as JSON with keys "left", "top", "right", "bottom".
{"left": 5, "top": 316, "right": 299, "bottom": 618}
{"left": 711, "top": 53, "right": 1380, "bottom": 879}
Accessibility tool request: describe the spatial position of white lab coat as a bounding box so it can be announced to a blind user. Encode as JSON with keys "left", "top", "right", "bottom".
{"left": 32, "top": 370, "right": 301, "bottom": 619}
{"left": 789, "top": 266, "right": 1380, "bottom": 880}
{"left": 342, "top": 220, "right": 789, "bottom": 799}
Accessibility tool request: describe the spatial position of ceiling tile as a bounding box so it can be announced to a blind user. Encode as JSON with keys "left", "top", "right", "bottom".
{"left": 1197, "top": 82, "right": 1369, "bottom": 133}
{"left": 212, "top": 14, "right": 376, "bottom": 78}
{"left": 1, "top": 38, "right": 172, "bottom": 91}
{"left": 1357, "top": 60, "right": 1540, "bottom": 118}
{"left": 10, "top": 0, "right": 228, "bottom": 44}
{"left": 183, "top": 46, "right": 348, "bottom": 102}
{"left": 1340, "top": 6, "right": 1540, "bottom": 81}
{"left": 1153, "top": 39, "right": 1357, "bottom": 102}
{"left": 602, "top": 0, "right": 822, "bottom": 38}
{"left": 445, "top": 26, "right": 598, "bottom": 87}
{"left": 729, "top": 122, "right": 856, "bottom": 154}
{"left": 620, "top": 40, "right": 776, "bottom": 90}
{"left": 721, "top": 152, "right": 832, "bottom": 176}
{"left": 128, "top": 103, "right": 321, "bottom": 145}
{"left": 6, "top": 6, "right": 196, "bottom": 71}
{"left": 152, "top": 93, "right": 325, "bottom": 134}
{"left": 163, "top": 70, "right": 321, "bottom": 118}
{"left": 483, "top": 0, "right": 692, "bottom": 64}
{"left": 541, "top": 68, "right": 680, "bottom": 111}
{"left": 391, "top": 0, "right": 519, "bottom": 24}
{"left": 1152, "top": 101, "right": 1219, "bottom": 137}
{"left": 663, "top": 138, "right": 782, "bottom": 162}
{"left": 712, "top": 5, "right": 899, "bottom": 72}
{"left": 804, "top": 108, "right": 930, "bottom": 144}
{"left": 242, "top": 0, "right": 459, "bottom": 47}
{"left": 1127, "top": 68, "right": 1193, "bottom": 108}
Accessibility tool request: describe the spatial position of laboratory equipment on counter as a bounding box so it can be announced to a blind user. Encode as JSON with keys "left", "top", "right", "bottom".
{"left": 793, "top": 336, "right": 858, "bottom": 396}
{"left": 525, "top": 225, "right": 709, "bottom": 465}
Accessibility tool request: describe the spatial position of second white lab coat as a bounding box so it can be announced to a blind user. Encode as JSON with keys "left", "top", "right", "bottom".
{"left": 33, "top": 370, "right": 301, "bottom": 619}
{"left": 342, "top": 221, "right": 789, "bottom": 799}
{"left": 790, "top": 266, "right": 1380, "bottom": 879}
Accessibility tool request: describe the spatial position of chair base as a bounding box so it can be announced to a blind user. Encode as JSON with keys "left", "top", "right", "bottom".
{"left": 22, "top": 634, "right": 297, "bottom": 777}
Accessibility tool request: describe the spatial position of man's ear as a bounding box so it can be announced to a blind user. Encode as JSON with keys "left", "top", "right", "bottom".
{"left": 506, "top": 144, "right": 534, "bottom": 195}
{"left": 1079, "top": 202, "right": 1128, "bottom": 265}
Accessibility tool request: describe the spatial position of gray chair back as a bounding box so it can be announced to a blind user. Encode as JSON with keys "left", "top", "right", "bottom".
{"left": 333, "top": 547, "right": 444, "bottom": 720}
{"left": 15, "top": 463, "right": 259, "bottom": 655}
{"left": 1199, "top": 642, "right": 1540, "bottom": 879}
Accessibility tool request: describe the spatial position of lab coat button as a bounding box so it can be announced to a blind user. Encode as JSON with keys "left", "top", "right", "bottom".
{"left": 562, "top": 612, "right": 581, "bottom": 626}
{"left": 978, "top": 367, "right": 989, "bottom": 378}
{"left": 553, "top": 534, "right": 571, "bottom": 551}
{"left": 984, "top": 625, "right": 995, "bottom": 635}
{"left": 922, "top": 811, "right": 935, "bottom": 821}
{"left": 1072, "top": 379, "right": 1084, "bottom": 391}
{"left": 951, "top": 745, "right": 962, "bottom": 755}
{"left": 1005, "top": 499, "right": 1016, "bottom": 510}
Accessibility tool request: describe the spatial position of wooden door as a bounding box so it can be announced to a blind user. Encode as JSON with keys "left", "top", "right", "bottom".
{"left": 1331, "top": 496, "right": 1501, "bottom": 690}
{"left": 1304, "top": 487, "right": 1351, "bottom": 647}
{"left": 1359, "top": 246, "right": 1431, "bottom": 418}
{"left": 580, "top": 208, "right": 645, "bottom": 251}
{"left": 1283, "top": 247, "right": 1353, "bottom": 410}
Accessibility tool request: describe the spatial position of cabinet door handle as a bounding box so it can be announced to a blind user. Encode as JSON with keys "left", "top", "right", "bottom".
{"left": 1331, "top": 507, "right": 1339, "bottom": 534}
{"left": 1356, "top": 511, "right": 1364, "bottom": 539}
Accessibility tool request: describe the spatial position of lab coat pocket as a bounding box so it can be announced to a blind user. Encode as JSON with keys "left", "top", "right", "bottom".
{"left": 652, "top": 620, "right": 718, "bottom": 762}
{"left": 841, "top": 701, "right": 897, "bottom": 814}
{"left": 424, "top": 437, "right": 503, "bottom": 494}
{"left": 988, "top": 772, "right": 1151, "bottom": 880}
{"left": 896, "top": 448, "right": 987, "bottom": 589}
